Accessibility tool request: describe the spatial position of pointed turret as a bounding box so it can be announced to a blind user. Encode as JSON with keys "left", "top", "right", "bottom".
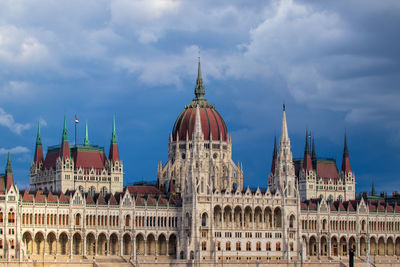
{"left": 303, "top": 130, "right": 312, "bottom": 170}
{"left": 270, "top": 136, "right": 278, "bottom": 173}
{"left": 371, "top": 181, "right": 376, "bottom": 196}
{"left": 34, "top": 121, "right": 44, "bottom": 163}
{"left": 280, "top": 104, "right": 288, "bottom": 141}
{"left": 5, "top": 152, "right": 14, "bottom": 191}
{"left": 341, "top": 134, "right": 351, "bottom": 173}
{"left": 60, "top": 115, "right": 70, "bottom": 159}
{"left": 84, "top": 122, "right": 90, "bottom": 146}
{"left": 311, "top": 136, "right": 317, "bottom": 168}
{"left": 194, "top": 57, "right": 206, "bottom": 101}
{"left": 109, "top": 116, "right": 119, "bottom": 162}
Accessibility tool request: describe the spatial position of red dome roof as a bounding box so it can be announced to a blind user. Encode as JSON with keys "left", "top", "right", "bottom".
{"left": 172, "top": 100, "right": 228, "bottom": 141}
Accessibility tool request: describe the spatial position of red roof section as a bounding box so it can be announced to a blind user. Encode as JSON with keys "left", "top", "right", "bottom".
{"left": 341, "top": 156, "right": 351, "bottom": 173}
{"left": 72, "top": 150, "right": 106, "bottom": 170}
{"left": 86, "top": 194, "right": 95, "bottom": 204}
{"left": 172, "top": 101, "right": 228, "bottom": 141}
{"left": 43, "top": 150, "right": 59, "bottom": 170}
{"left": 35, "top": 191, "right": 46, "bottom": 202}
{"left": 316, "top": 161, "right": 339, "bottom": 180}
{"left": 47, "top": 192, "right": 58, "bottom": 202}
{"left": 127, "top": 185, "right": 161, "bottom": 196}
{"left": 0, "top": 177, "right": 4, "bottom": 194}
{"left": 22, "top": 190, "right": 34, "bottom": 202}
{"left": 59, "top": 192, "right": 69, "bottom": 203}
{"left": 109, "top": 144, "right": 119, "bottom": 162}
{"left": 34, "top": 144, "right": 44, "bottom": 163}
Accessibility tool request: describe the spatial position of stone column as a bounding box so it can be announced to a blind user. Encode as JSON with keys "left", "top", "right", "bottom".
{"left": 69, "top": 234, "right": 73, "bottom": 258}
{"left": 83, "top": 236, "right": 87, "bottom": 257}
{"left": 120, "top": 236, "right": 123, "bottom": 256}
{"left": 327, "top": 238, "right": 331, "bottom": 257}
{"left": 221, "top": 210, "right": 224, "bottom": 228}
{"left": 132, "top": 235, "right": 136, "bottom": 260}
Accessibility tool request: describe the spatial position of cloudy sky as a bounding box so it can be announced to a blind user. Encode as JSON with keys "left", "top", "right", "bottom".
{"left": 1, "top": 0, "right": 399, "bottom": 194}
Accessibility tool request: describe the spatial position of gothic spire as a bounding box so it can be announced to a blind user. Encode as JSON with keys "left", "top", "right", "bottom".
{"left": 5, "top": 152, "right": 14, "bottom": 191}
{"left": 36, "top": 121, "right": 42, "bottom": 145}
{"left": 303, "top": 130, "right": 312, "bottom": 170}
{"left": 84, "top": 122, "right": 90, "bottom": 146}
{"left": 271, "top": 136, "right": 278, "bottom": 173}
{"left": 371, "top": 181, "right": 376, "bottom": 196}
{"left": 194, "top": 57, "right": 205, "bottom": 101}
{"left": 60, "top": 115, "right": 70, "bottom": 159}
{"left": 280, "top": 104, "right": 288, "bottom": 141}
{"left": 311, "top": 136, "right": 317, "bottom": 169}
{"left": 341, "top": 133, "right": 351, "bottom": 173}
{"left": 34, "top": 121, "right": 44, "bottom": 163}
{"left": 111, "top": 115, "right": 118, "bottom": 144}
{"left": 109, "top": 116, "right": 119, "bottom": 162}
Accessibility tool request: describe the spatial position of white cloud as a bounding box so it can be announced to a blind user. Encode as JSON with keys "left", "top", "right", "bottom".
{"left": 0, "top": 146, "right": 29, "bottom": 154}
{"left": 0, "top": 108, "right": 30, "bottom": 134}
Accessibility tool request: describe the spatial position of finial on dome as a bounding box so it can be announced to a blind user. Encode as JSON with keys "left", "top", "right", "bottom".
{"left": 194, "top": 56, "right": 206, "bottom": 101}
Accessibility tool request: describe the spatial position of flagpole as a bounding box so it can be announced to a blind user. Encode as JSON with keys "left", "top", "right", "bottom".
{"left": 75, "top": 114, "right": 77, "bottom": 146}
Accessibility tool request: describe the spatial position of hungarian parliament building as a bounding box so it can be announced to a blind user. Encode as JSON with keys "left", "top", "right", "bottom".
{"left": 0, "top": 61, "right": 399, "bottom": 265}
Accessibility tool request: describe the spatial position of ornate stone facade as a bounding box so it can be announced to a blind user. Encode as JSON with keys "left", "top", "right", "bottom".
{"left": 0, "top": 62, "right": 399, "bottom": 266}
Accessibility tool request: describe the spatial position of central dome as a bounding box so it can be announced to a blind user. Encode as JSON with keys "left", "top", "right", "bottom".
{"left": 172, "top": 61, "right": 228, "bottom": 141}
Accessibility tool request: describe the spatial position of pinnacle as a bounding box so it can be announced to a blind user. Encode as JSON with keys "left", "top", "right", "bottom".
{"left": 84, "top": 122, "right": 90, "bottom": 146}
{"left": 6, "top": 152, "right": 12, "bottom": 174}
{"left": 194, "top": 58, "right": 206, "bottom": 101}
{"left": 111, "top": 116, "right": 118, "bottom": 144}
{"left": 36, "top": 121, "right": 42, "bottom": 145}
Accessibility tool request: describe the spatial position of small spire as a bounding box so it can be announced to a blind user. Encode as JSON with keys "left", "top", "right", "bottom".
{"left": 304, "top": 130, "right": 310, "bottom": 155}
{"left": 280, "top": 105, "right": 288, "bottom": 140}
{"left": 194, "top": 57, "right": 206, "bottom": 101}
{"left": 272, "top": 135, "right": 277, "bottom": 160}
{"left": 36, "top": 121, "right": 42, "bottom": 145}
{"left": 371, "top": 181, "right": 376, "bottom": 196}
{"left": 111, "top": 116, "right": 118, "bottom": 144}
{"left": 84, "top": 122, "right": 90, "bottom": 146}
{"left": 6, "top": 152, "right": 12, "bottom": 174}
{"left": 62, "top": 115, "right": 68, "bottom": 142}
{"left": 343, "top": 133, "right": 349, "bottom": 157}
{"left": 311, "top": 136, "right": 316, "bottom": 161}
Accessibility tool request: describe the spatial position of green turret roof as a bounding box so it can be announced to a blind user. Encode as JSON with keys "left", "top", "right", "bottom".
{"left": 111, "top": 116, "right": 118, "bottom": 144}
{"left": 62, "top": 115, "right": 68, "bottom": 142}
{"left": 84, "top": 122, "right": 90, "bottom": 146}
{"left": 36, "top": 121, "right": 42, "bottom": 145}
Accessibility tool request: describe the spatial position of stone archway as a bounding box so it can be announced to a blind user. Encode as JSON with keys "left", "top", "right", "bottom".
{"left": 264, "top": 207, "right": 272, "bottom": 229}
{"left": 168, "top": 234, "right": 177, "bottom": 257}
{"left": 158, "top": 234, "right": 167, "bottom": 255}
{"left": 136, "top": 234, "right": 145, "bottom": 255}
{"left": 109, "top": 233, "right": 119, "bottom": 255}
{"left": 34, "top": 232, "right": 45, "bottom": 255}
{"left": 378, "top": 237, "right": 385, "bottom": 256}
{"left": 22, "top": 232, "right": 33, "bottom": 257}
{"left": 123, "top": 234, "right": 132, "bottom": 256}
{"left": 58, "top": 232, "right": 69, "bottom": 255}
{"left": 387, "top": 237, "right": 394, "bottom": 256}
{"left": 360, "top": 237, "right": 367, "bottom": 256}
{"left": 146, "top": 234, "right": 156, "bottom": 256}
{"left": 339, "top": 237, "right": 347, "bottom": 256}
{"left": 349, "top": 236, "right": 356, "bottom": 254}
{"left": 46, "top": 232, "right": 56, "bottom": 255}
{"left": 86, "top": 233, "right": 96, "bottom": 256}
{"left": 309, "top": 236, "right": 317, "bottom": 256}
{"left": 396, "top": 237, "right": 400, "bottom": 256}
{"left": 214, "top": 206, "right": 222, "bottom": 227}
{"left": 234, "top": 206, "right": 242, "bottom": 228}
{"left": 223, "top": 206, "right": 232, "bottom": 228}
{"left": 370, "top": 237, "right": 377, "bottom": 256}
{"left": 273, "top": 207, "right": 282, "bottom": 228}
{"left": 331, "top": 237, "right": 338, "bottom": 257}
{"left": 320, "top": 236, "right": 328, "bottom": 256}
{"left": 97, "top": 233, "right": 107, "bottom": 255}
{"left": 73, "top": 233, "right": 82, "bottom": 255}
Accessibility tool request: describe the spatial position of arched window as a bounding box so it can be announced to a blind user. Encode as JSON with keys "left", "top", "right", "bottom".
{"left": 0, "top": 211, "right": 3, "bottom": 223}
{"left": 266, "top": 242, "right": 271, "bottom": 251}
{"left": 100, "top": 186, "right": 107, "bottom": 197}
{"left": 75, "top": 213, "right": 81, "bottom": 226}
{"left": 125, "top": 215, "right": 130, "bottom": 227}
{"left": 89, "top": 186, "right": 95, "bottom": 197}
{"left": 236, "top": 241, "right": 241, "bottom": 251}
{"left": 276, "top": 242, "right": 281, "bottom": 251}
{"left": 256, "top": 242, "right": 261, "bottom": 251}
{"left": 8, "top": 209, "right": 15, "bottom": 223}
{"left": 338, "top": 195, "right": 343, "bottom": 202}
{"left": 246, "top": 241, "right": 251, "bottom": 251}
{"left": 289, "top": 215, "right": 295, "bottom": 228}
{"left": 201, "top": 241, "right": 206, "bottom": 251}
{"left": 201, "top": 213, "right": 208, "bottom": 227}
{"left": 78, "top": 186, "right": 84, "bottom": 194}
{"left": 226, "top": 242, "right": 231, "bottom": 251}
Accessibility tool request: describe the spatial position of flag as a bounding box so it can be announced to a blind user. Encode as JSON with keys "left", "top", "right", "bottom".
{"left": 75, "top": 115, "right": 79, "bottom": 123}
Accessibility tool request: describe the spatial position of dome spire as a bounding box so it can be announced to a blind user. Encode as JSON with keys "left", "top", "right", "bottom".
{"left": 194, "top": 57, "right": 206, "bottom": 101}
